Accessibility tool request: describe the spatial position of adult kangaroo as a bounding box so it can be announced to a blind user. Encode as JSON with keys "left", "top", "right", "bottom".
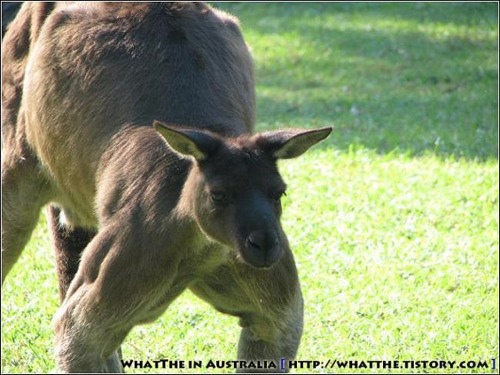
{"left": 1, "top": 2, "right": 331, "bottom": 372}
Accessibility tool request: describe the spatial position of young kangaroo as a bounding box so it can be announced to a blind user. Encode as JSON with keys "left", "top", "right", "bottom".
{"left": 1, "top": 2, "right": 332, "bottom": 372}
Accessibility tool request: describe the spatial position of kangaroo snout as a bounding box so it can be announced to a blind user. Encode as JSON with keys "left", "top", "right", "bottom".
{"left": 243, "top": 230, "right": 282, "bottom": 269}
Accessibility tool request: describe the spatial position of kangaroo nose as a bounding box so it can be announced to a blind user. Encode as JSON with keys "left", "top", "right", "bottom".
{"left": 247, "top": 232, "right": 264, "bottom": 250}
{"left": 243, "top": 231, "right": 281, "bottom": 268}
{"left": 246, "top": 231, "right": 278, "bottom": 251}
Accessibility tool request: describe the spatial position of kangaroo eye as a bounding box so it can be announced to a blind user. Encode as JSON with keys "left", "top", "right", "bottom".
{"left": 211, "top": 191, "right": 227, "bottom": 204}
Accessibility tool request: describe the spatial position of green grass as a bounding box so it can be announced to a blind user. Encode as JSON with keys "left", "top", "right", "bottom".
{"left": 1, "top": 3, "right": 498, "bottom": 374}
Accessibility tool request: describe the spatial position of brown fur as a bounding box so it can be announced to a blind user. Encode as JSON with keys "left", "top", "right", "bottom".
{"left": 1, "top": 2, "right": 331, "bottom": 372}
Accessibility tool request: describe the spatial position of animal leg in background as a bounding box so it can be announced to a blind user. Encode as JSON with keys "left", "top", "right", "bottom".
{"left": 46, "top": 206, "right": 97, "bottom": 301}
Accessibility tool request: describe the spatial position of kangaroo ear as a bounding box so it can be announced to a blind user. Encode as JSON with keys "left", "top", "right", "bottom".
{"left": 153, "top": 121, "right": 220, "bottom": 161}
{"left": 257, "top": 127, "right": 332, "bottom": 159}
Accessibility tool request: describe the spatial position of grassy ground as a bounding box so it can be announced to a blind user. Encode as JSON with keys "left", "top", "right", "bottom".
{"left": 1, "top": 3, "right": 498, "bottom": 374}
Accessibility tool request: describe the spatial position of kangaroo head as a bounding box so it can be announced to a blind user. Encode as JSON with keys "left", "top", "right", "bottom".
{"left": 154, "top": 121, "right": 331, "bottom": 269}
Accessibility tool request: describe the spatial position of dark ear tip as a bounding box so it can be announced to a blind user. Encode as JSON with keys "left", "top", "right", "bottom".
{"left": 317, "top": 126, "right": 333, "bottom": 137}
{"left": 305, "top": 126, "right": 333, "bottom": 142}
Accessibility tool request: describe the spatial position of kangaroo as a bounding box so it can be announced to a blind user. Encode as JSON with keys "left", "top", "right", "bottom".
{"left": 1, "top": 2, "right": 332, "bottom": 372}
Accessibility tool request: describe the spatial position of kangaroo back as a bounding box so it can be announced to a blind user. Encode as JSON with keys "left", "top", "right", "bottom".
{"left": 8, "top": 2, "right": 255, "bottom": 227}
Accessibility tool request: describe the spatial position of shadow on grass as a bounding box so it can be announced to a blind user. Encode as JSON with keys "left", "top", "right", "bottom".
{"left": 214, "top": 2, "right": 498, "bottom": 161}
